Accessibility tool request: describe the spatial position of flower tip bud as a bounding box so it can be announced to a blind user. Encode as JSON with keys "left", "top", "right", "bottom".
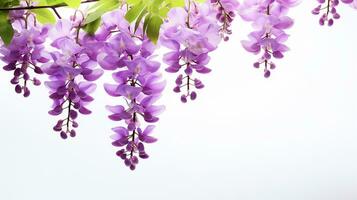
{"left": 23, "top": 87, "right": 30, "bottom": 97}
{"left": 190, "top": 91, "right": 197, "bottom": 100}
{"left": 33, "top": 78, "right": 41, "bottom": 86}
{"left": 180, "top": 95, "right": 187, "bottom": 103}
{"left": 60, "top": 131, "right": 68, "bottom": 139}
{"left": 173, "top": 86, "right": 181, "bottom": 93}
{"left": 264, "top": 70, "right": 271, "bottom": 78}
{"left": 15, "top": 85, "right": 22, "bottom": 94}
{"left": 70, "top": 130, "right": 76, "bottom": 137}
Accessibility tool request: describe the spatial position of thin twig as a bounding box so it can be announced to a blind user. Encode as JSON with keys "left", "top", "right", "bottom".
{"left": 52, "top": 7, "right": 61, "bottom": 19}
{"left": 0, "top": 0, "right": 99, "bottom": 11}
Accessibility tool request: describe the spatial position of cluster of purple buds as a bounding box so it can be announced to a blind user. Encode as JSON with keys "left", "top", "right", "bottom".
{"left": 0, "top": 10, "right": 48, "bottom": 97}
{"left": 312, "top": 0, "right": 357, "bottom": 26}
{"left": 168, "top": 52, "right": 210, "bottom": 103}
{"left": 161, "top": 1, "right": 221, "bottom": 103}
{"left": 47, "top": 79, "right": 97, "bottom": 139}
{"left": 97, "top": 10, "right": 165, "bottom": 170}
{"left": 210, "top": 0, "right": 240, "bottom": 41}
{"left": 312, "top": 0, "right": 342, "bottom": 26}
{"left": 239, "top": 0, "right": 299, "bottom": 78}
{"left": 43, "top": 20, "right": 103, "bottom": 139}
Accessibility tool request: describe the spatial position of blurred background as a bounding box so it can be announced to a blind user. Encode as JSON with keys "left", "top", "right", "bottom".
{"left": 0, "top": 1, "right": 357, "bottom": 200}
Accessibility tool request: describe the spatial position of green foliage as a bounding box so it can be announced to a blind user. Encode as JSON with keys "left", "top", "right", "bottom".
{"left": 125, "top": 1, "right": 145, "bottom": 23}
{"left": 165, "top": 0, "right": 185, "bottom": 7}
{"left": 84, "top": 0, "right": 120, "bottom": 24}
{"left": 0, "top": 1, "right": 18, "bottom": 45}
{"left": 0, "top": 0, "right": 20, "bottom": 7}
{"left": 63, "top": 0, "right": 81, "bottom": 8}
{"left": 123, "top": 0, "right": 206, "bottom": 43}
{"left": 41, "top": 0, "right": 65, "bottom": 5}
{"left": 83, "top": 18, "right": 101, "bottom": 35}
{"left": 146, "top": 14, "right": 163, "bottom": 43}
{"left": 124, "top": 0, "right": 186, "bottom": 44}
{"left": 0, "top": 11, "right": 14, "bottom": 45}
{"left": 32, "top": 9, "right": 56, "bottom": 24}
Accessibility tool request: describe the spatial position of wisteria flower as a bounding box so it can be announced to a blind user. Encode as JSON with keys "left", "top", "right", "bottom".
{"left": 43, "top": 19, "right": 103, "bottom": 139}
{"left": 1, "top": 11, "right": 49, "bottom": 97}
{"left": 96, "top": 9, "right": 165, "bottom": 170}
{"left": 239, "top": 0, "right": 298, "bottom": 77}
{"left": 161, "top": 1, "right": 221, "bottom": 102}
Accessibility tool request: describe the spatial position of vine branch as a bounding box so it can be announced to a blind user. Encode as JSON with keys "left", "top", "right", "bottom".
{"left": 0, "top": 0, "right": 99, "bottom": 11}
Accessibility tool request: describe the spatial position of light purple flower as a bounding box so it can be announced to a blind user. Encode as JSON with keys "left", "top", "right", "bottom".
{"left": 97, "top": 9, "right": 165, "bottom": 170}
{"left": 43, "top": 19, "right": 103, "bottom": 139}
{"left": 211, "top": 0, "right": 240, "bottom": 41}
{"left": 0, "top": 10, "right": 49, "bottom": 97}
{"left": 161, "top": 1, "right": 221, "bottom": 102}
{"left": 239, "top": 0, "right": 298, "bottom": 78}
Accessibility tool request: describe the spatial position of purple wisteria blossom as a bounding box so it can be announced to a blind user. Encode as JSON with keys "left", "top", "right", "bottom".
{"left": 160, "top": 1, "right": 221, "bottom": 103}
{"left": 0, "top": 10, "right": 48, "bottom": 97}
{"left": 312, "top": 0, "right": 356, "bottom": 26}
{"left": 210, "top": 0, "right": 240, "bottom": 41}
{"left": 239, "top": 0, "right": 299, "bottom": 78}
{"left": 42, "top": 19, "right": 103, "bottom": 139}
{"left": 96, "top": 10, "right": 165, "bottom": 170}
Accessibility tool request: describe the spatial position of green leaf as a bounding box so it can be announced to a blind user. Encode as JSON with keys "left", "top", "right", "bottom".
{"left": 32, "top": 9, "right": 56, "bottom": 24}
{"left": 0, "top": 11, "right": 14, "bottom": 45}
{"left": 125, "top": 1, "right": 145, "bottom": 23}
{"left": 147, "top": 0, "right": 164, "bottom": 13}
{"left": 0, "top": 0, "right": 20, "bottom": 7}
{"left": 146, "top": 14, "right": 162, "bottom": 44}
{"left": 165, "top": 0, "right": 185, "bottom": 7}
{"left": 134, "top": 8, "right": 148, "bottom": 33}
{"left": 46, "top": 0, "right": 64, "bottom": 5}
{"left": 83, "top": 18, "right": 101, "bottom": 35}
{"left": 34, "top": 0, "right": 64, "bottom": 6}
{"left": 126, "top": 0, "right": 141, "bottom": 4}
{"left": 63, "top": 0, "right": 80, "bottom": 8}
{"left": 158, "top": 6, "right": 169, "bottom": 18}
{"left": 143, "top": 13, "right": 151, "bottom": 35}
{"left": 152, "top": 0, "right": 164, "bottom": 7}
{"left": 85, "top": 0, "right": 119, "bottom": 24}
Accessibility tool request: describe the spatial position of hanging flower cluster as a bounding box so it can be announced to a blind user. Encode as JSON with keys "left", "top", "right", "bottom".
{"left": 0, "top": 8, "right": 48, "bottom": 97}
{"left": 210, "top": 0, "right": 240, "bottom": 41}
{"left": 239, "top": 0, "right": 299, "bottom": 78}
{"left": 43, "top": 18, "right": 103, "bottom": 139}
{"left": 0, "top": 0, "right": 356, "bottom": 170}
{"left": 312, "top": 0, "right": 357, "bottom": 26}
{"left": 161, "top": 1, "right": 221, "bottom": 102}
{"left": 96, "top": 9, "right": 165, "bottom": 170}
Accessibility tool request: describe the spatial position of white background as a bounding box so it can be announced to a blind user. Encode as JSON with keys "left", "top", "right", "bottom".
{"left": 1, "top": 1, "right": 357, "bottom": 200}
